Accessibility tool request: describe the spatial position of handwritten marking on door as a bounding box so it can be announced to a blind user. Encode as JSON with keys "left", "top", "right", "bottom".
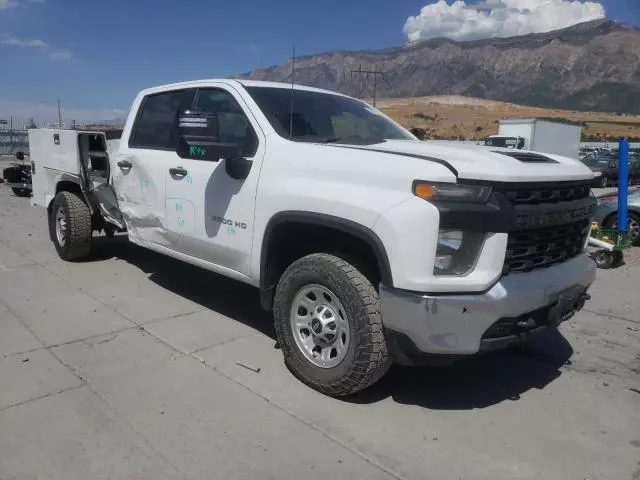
{"left": 189, "top": 146, "right": 208, "bottom": 157}
{"left": 166, "top": 198, "right": 194, "bottom": 233}
{"left": 175, "top": 202, "right": 184, "bottom": 227}
{"left": 186, "top": 175, "right": 193, "bottom": 185}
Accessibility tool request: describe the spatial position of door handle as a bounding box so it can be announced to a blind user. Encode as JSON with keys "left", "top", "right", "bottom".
{"left": 169, "top": 167, "right": 188, "bottom": 177}
{"left": 117, "top": 160, "right": 133, "bottom": 169}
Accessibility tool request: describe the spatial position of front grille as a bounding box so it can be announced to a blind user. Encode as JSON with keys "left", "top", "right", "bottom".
{"left": 496, "top": 182, "right": 594, "bottom": 274}
{"left": 499, "top": 182, "right": 591, "bottom": 205}
{"left": 505, "top": 219, "right": 590, "bottom": 273}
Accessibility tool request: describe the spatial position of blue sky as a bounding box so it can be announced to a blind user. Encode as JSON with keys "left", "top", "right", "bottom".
{"left": 0, "top": 0, "right": 638, "bottom": 123}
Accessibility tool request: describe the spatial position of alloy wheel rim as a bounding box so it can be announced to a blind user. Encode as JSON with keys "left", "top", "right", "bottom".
{"left": 289, "top": 284, "right": 350, "bottom": 369}
{"left": 611, "top": 218, "right": 640, "bottom": 242}
{"left": 55, "top": 206, "right": 67, "bottom": 246}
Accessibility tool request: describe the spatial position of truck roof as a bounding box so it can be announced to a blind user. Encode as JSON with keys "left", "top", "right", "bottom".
{"left": 138, "top": 79, "right": 351, "bottom": 98}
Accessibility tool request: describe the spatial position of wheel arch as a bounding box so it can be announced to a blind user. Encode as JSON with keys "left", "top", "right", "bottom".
{"left": 50, "top": 175, "right": 92, "bottom": 213}
{"left": 259, "top": 211, "right": 393, "bottom": 311}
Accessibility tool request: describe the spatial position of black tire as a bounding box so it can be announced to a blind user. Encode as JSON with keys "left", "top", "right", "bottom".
{"left": 594, "top": 250, "right": 614, "bottom": 269}
{"left": 273, "top": 253, "right": 391, "bottom": 397}
{"left": 12, "top": 187, "right": 31, "bottom": 197}
{"left": 50, "top": 191, "right": 92, "bottom": 261}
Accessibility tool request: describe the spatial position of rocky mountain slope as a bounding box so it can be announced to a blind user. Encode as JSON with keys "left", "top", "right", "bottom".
{"left": 240, "top": 20, "right": 640, "bottom": 113}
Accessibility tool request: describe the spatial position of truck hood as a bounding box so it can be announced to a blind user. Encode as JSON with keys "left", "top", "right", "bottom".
{"left": 339, "top": 140, "right": 593, "bottom": 183}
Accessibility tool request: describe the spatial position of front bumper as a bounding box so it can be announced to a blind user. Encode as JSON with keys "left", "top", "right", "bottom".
{"left": 380, "top": 254, "right": 596, "bottom": 358}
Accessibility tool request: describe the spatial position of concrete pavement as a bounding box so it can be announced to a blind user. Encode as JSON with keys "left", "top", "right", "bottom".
{"left": 0, "top": 186, "right": 639, "bottom": 480}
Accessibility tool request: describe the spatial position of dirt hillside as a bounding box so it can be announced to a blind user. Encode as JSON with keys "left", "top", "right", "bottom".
{"left": 375, "top": 95, "right": 640, "bottom": 141}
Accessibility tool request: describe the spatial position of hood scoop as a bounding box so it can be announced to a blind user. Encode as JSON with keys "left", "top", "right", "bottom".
{"left": 493, "top": 151, "right": 558, "bottom": 163}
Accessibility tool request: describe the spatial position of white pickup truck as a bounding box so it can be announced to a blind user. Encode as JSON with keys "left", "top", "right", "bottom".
{"left": 28, "top": 80, "right": 597, "bottom": 396}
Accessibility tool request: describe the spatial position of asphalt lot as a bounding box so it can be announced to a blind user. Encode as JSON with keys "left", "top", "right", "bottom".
{"left": 0, "top": 185, "right": 639, "bottom": 480}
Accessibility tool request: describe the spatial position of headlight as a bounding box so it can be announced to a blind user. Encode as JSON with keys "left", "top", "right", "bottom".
{"left": 413, "top": 181, "right": 492, "bottom": 204}
{"left": 434, "top": 229, "right": 486, "bottom": 276}
{"left": 593, "top": 171, "right": 603, "bottom": 177}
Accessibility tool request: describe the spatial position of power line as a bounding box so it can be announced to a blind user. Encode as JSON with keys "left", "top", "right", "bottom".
{"left": 350, "top": 64, "right": 385, "bottom": 107}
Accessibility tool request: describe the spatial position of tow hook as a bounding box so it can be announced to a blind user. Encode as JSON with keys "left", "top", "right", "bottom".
{"left": 576, "top": 293, "right": 590, "bottom": 312}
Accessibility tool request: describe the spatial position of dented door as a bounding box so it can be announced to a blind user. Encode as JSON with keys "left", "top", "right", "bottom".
{"left": 111, "top": 88, "right": 195, "bottom": 247}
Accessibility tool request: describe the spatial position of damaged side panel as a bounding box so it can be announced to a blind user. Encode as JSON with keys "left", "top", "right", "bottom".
{"left": 110, "top": 151, "right": 175, "bottom": 247}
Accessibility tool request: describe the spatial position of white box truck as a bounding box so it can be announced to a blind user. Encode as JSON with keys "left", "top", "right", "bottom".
{"left": 484, "top": 119, "right": 582, "bottom": 159}
{"left": 27, "top": 80, "right": 597, "bottom": 397}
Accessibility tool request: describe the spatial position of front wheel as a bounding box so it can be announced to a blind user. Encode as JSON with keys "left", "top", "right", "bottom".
{"left": 273, "top": 253, "right": 391, "bottom": 397}
{"left": 50, "top": 191, "right": 92, "bottom": 261}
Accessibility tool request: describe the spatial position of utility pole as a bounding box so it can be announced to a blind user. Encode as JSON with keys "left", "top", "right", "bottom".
{"left": 350, "top": 64, "right": 385, "bottom": 106}
{"left": 57, "top": 98, "right": 62, "bottom": 127}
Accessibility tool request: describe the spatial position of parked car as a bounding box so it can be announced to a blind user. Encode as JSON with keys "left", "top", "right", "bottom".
{"left": 2, "top": 152, "right": 32, "bottom": 197}
{"left": 583, "top": 153, "right": 640, "bottom": 188}
{"left": 593, "top": 188, "right": 640, "bottom": 245}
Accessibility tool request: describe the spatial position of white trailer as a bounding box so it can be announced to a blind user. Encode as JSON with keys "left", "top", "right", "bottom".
{"left": 484, "top": 119, "right": 582, "bottom": 159}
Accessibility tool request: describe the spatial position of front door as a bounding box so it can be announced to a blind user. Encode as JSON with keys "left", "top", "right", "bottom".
{"left": 164, "top": 85, "right": 264, "bottom": 276}
{"left": 111, "top": 88, "right": 195, "bottom": 248}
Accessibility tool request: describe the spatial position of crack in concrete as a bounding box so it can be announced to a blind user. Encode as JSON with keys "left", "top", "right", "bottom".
{"left": 584, "top": 308, "right": 640, "bottom": 326}
{"left": 138, "top": 327, "right": 406, "bottom": 480}
{"left": 0, "top": 383, "right": 85, "bottom": 412}
{"left": 46, "top": 341, "right": 188, "bottom": 480}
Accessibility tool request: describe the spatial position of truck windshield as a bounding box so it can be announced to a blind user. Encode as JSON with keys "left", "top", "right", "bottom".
{"left": 484, "top": 137, "right": 518, "bottom": 148}
{"left": 244, "top": 86, "right": 414, "bottom": 145}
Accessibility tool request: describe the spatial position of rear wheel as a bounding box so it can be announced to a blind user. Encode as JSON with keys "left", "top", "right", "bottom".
{"left": 273, "top": 253, "right": 391, "bottom": 397}
{"left": 50, "top": 191, "right": 92, "bottom": 261}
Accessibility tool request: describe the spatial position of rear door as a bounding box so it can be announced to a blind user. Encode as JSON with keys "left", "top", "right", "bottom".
{"left": 111, "top": 88, "right": 195, "bottom": 247}
{"left": 164, "top": 85, "right": 264, "bottom": 276}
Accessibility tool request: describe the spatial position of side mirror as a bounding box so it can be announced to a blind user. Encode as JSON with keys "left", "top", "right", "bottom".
{"left": 176, "top": 110, "right": 240, "bottom": 161}
{"left": 410, "top": 127, "right": 427, "bottom": 141}
{"left": 15, "top": 151, "right": 24, "bottom": 161}
{"left": 517, "top": 138, "right": 525, "bottom": 149}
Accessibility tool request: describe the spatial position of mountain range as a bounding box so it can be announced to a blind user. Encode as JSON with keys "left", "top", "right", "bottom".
{"left": 240, "top": 20, "right": 640, "bottom": 114}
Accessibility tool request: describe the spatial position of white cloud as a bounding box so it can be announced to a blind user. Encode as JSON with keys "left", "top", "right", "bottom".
{"left": 0, "top": 0, "right": 44, "bottom": 8}
{"left": 0, "top": 34, "right": 72, "bottom": 60}
{"left": 0, "top": 98, "right": 127, "bottom": 125}
{"left": 1, "top": 36, "right": 47, "bottom": 47}
{"left": 0, "top": 1, "right": 68, "bottom": 60}
{"left": 47, "top": 48, "right": 72, "bottom": 61}
{"left": 403, "top": 0, "right": 606, "bottom": 42}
